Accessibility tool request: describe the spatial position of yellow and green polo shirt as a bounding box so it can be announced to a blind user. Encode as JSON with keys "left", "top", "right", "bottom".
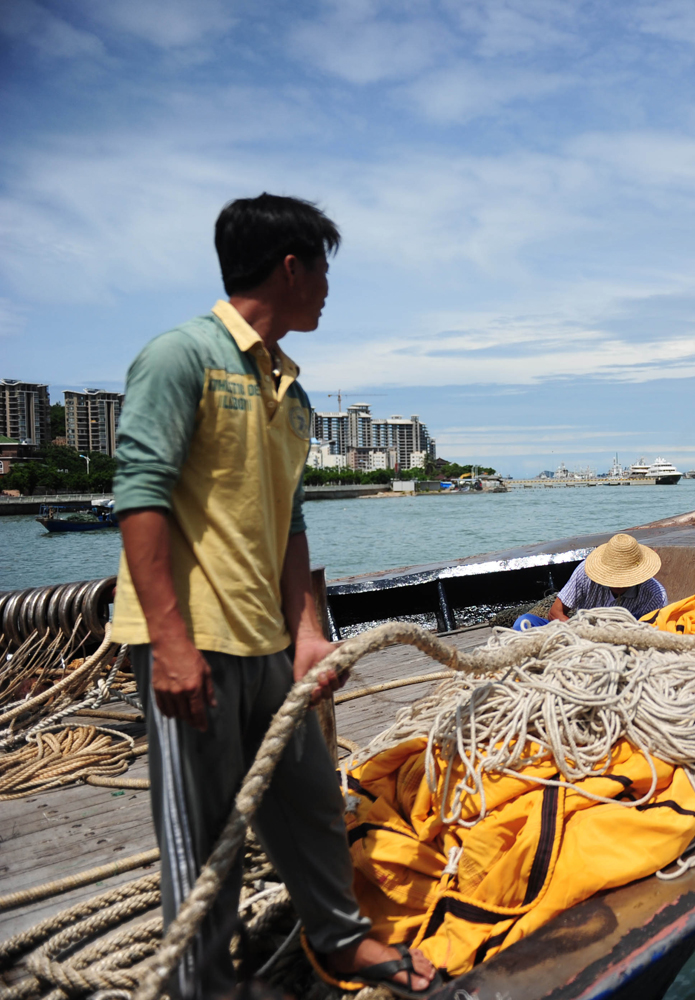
{"left": 111, "top": 300, "right": 311, "bottom": 657}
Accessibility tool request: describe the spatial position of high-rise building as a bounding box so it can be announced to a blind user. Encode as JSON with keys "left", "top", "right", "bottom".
{"left": 64, "top": 389, "right": 125, "bottom": 457}
{"left": 0, "top": 379, "right": 51, "bottom": 445}
{"left": 311, "top": 404, "right": 436, "bottom": 471}
{"left": 346, "top": 403, "right": 372, "bottom": 449}
{"left": 311, "top": 411, "right": 347, "bottom": 454}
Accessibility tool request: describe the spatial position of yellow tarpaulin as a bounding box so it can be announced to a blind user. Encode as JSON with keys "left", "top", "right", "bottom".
{"left": 346, "top": 737, "right": 695, "bottom": 976}
{"left": 641, "top": 594, "right": 695, "bottom": 634}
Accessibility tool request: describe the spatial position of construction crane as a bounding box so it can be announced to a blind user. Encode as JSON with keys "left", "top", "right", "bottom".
{"left": 326, "top": 391, "right": 386, "bottom": 412}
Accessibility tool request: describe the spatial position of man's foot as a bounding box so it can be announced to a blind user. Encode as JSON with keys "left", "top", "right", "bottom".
{"left": 325, "top": 937, "right": 436, "bottom": 993}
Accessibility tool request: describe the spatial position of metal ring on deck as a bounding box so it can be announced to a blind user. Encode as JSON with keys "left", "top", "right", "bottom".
{"left": 47, "top": 584, "right": 68, "bottom": 640}
{"left": 32, "top": 584, "right": 59, "bottom": 638}
{"left": 2, "top": 589, "right": 33, "bottom": 649}
{"left": 71, "top": 579, "right": 94, "bottom": 641}
{"left": 58, "top": 580, "right": 87, "bottom": 639}
{"left": 81, "top": 577, "right": 116, "bottom": 642}
{"left": 0, "top": 593, "right": 12, "bottom": 640}
{"left": 19, "top": 587, "right": 44, "bottom": 642}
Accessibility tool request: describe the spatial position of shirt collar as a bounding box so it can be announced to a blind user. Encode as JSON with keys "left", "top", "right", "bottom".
{"left": 211, "top": 300, "right": 299, "bottom": 378}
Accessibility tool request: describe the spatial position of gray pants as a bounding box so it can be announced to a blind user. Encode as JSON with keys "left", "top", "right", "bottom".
{"left": 131, "top": 646, "right": 370, "bottom": 1000}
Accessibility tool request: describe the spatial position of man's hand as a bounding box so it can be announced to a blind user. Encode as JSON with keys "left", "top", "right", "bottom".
{"left": 119, "top": 509, "right": 217, "bottom": 732}
{"left": 293, "top": 634, "right": 344, "bottom": 706}
{"left": 151, "top": 633, "right": 217, "bottom": 731}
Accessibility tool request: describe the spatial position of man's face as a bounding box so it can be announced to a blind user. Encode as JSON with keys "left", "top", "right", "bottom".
{"left": 610, "top": 587, "right": 628, "bottom": 597}
{"left": 289, "top": 255, "right": 329, "bottom": 332}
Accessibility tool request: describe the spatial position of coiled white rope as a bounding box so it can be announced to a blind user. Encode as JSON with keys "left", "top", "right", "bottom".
{"left": 354, "top": 608, "right": 695, "bottom": 828}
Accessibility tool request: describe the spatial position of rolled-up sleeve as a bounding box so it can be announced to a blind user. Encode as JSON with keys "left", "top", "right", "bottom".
{"left": 114, "top": 330, "right": 204, "bottom": 514}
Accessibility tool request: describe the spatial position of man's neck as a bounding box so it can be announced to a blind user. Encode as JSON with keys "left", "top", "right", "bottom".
{"left": 228, "top": 295, "right": 288, "bottom": 352}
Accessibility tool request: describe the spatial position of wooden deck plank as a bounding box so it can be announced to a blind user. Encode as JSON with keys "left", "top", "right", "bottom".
{"left": 0, "top": 626, "right": 493, "bottom": 945}
{"left": 335, "top": 625, "right": 493, "bottom": 750}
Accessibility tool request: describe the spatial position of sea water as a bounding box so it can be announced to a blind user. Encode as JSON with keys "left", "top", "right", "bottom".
{"left": 4, "top": 480, "right": 695, "bottom": 590}
{"left": 2, "top": 482, "right": 695, "bottom": 996}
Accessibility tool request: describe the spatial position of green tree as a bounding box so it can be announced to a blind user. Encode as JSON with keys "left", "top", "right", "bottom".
{"left": 50, "top": 403, "right": 65, "bottom": 440}
{"left": 1, "top": 446, "right": 117, "bottom": 495}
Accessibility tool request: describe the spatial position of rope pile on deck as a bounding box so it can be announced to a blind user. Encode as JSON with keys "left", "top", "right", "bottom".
{"left": 0, "top": 626, "right": 138, "bottom": 751}
{"left": 2, "top": 612, "right": 695, "bottom": 1000}
{"left": 355, "top": 606, "right": 695, "bottom": 824}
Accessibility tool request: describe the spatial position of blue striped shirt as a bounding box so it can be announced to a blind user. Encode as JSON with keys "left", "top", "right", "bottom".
{"left": 558, "top": 561, "right": 666, "bottom": 619}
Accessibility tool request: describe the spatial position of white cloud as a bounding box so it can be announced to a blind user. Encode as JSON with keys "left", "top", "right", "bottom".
{"left": 569, "top": 131, "right": 695, "bottom": 190}
{"left": 447, "top": 0, "right": 582, "bottom": 58}
{"left": 634, "top": 1, "right": 695, "bottom": 47}
{"left": 290, "top": 0, "right": 446, "bottom": 84}
{"left": 295, "top": 315, "right": 695, "bottom": 389}
{"left": 400, "top": 63, "right": 572, "bottom": 123}
{"left": 79, "top": 0, "right": 236, "bottom": 49}
{"left": 435, "top": 424, "right": 644, "bottom": 458}
{"left": 0, "top": 298, "right": 27, "bottom": 339}
{"left": 289, "top": 0, "right": 585, "bottom": 87}
{"left": 0, "top": 0, "right": 105, "bottom": 59}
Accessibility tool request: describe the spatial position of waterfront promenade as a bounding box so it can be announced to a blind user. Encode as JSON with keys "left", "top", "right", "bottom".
{"left": 0, "top": 477, "right": 677, "bottom": 516}
{"left": 508, "top": 477, "right": 662, "bottom": 488}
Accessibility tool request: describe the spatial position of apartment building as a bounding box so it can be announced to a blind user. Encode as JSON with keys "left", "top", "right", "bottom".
{"left": 64, "top": 389, "right": 124, "bottom": 457}
{"left": 0, "top": 379, "right": 51, "bottom": 445}
{"left": 311, "top": 402, "right": 436, "bottom": 471}
{"left": 311, "top": 411, "right": 347, "bottom": 455}
{"left": 346, "top": 446, "right": 398, "bottom": 471}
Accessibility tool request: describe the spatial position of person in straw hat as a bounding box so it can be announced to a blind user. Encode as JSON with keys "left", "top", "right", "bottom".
{"left": 513, "top": 533, "right": 666, "bottom": 630}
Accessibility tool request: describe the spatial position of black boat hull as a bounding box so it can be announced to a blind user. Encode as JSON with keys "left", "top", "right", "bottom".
{"left": 325, "top": 515, "right": 695, "bottom": 637}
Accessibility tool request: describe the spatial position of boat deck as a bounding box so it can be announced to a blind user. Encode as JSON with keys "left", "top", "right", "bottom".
{"left": 0, "top": 625, "right": 493, "bottom": 945}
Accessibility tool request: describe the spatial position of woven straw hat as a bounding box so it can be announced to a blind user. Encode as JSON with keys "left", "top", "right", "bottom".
{"left": 585, "top": 533, "right": 661, "bottom": 588}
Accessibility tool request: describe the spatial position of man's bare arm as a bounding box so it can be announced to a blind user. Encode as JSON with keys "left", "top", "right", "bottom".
{"left": 119, "top": 509, "right": 215, "bottom": 730}
{"left": 280, "top": 530, "right": 342, "bottom": 704}
{"left": 548, "top": 596, "right": 570, "bottom": 621}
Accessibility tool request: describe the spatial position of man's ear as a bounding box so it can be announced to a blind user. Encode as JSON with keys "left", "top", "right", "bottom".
{"left": 283, "top": 254, "right": 298, "bottom": 281}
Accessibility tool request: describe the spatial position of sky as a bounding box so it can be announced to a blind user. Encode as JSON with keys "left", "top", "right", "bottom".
{"left": 1, "top": 0, "right": 695, "bottom": 476}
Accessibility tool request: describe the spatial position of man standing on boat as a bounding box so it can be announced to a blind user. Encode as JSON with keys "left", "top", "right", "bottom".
{"left": 111, "top": 194, "right": 437, "bottom": 999}
{"left": 514, "top": 533, "right": 666, "bottom": 629}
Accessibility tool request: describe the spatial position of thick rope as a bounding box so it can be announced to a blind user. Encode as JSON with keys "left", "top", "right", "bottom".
{"left": 0, "top": 641, "right": 130, "bottom": 757}
{"left": 25, "top": 918, "right": 163, "bottom": 1000}
{"left": 0, "top": 627, "right": 114, "bottom": 729}
{"left": 0, "top": 851, "right": 160, "bottom": 912}
{"left": 0, "top": 726, "right": 135, "bottom": 800}
{"left": 0, "top": 875, "right": 160, "bottom": 968}
{"left": 86, "top": 776, "right": 150, "bottom": 789}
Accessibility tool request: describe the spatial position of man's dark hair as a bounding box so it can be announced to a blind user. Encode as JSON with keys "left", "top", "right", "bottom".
{"left": 215, "top": 193, "right": 341, "bottom": 296}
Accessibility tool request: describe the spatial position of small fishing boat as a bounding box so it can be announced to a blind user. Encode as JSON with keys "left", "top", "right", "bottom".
{"left": 36, "top": 500, "right": 118, "bottom": 532}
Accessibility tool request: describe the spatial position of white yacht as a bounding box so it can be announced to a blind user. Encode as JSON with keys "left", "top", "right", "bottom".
{"left": 628, "top": 457, "right": 650, "bottom": 477}
{"left": 646, "top": 457, "right": 682, "bottom": 485}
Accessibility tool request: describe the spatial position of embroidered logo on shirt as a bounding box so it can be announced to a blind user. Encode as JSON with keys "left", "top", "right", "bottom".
{"left": 288, "top": 405, "right": 310, "bottom": 439}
